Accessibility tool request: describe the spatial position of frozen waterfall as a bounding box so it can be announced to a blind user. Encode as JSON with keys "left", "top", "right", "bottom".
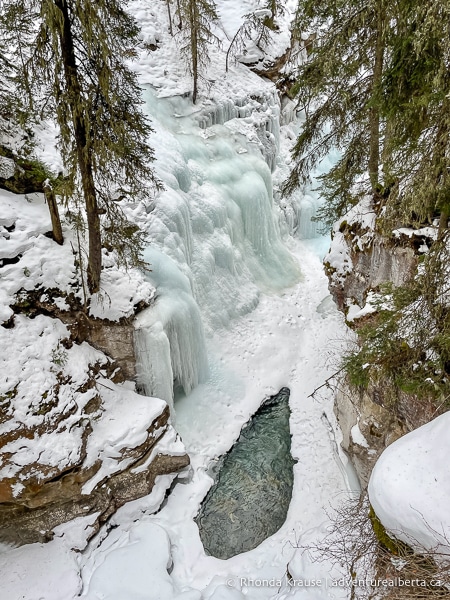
{"left": 134, "top": 89, "right": 301, "bottom": 409}
{"left": 134, "top": 248, "right": 208, "bottom": 413}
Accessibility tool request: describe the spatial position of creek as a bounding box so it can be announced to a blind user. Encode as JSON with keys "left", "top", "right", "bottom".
{"left": 196, "top": 388, "right": 295, "bottom": 559}
{"left": 80, "top": 83, "right": 355, "bottom": 600}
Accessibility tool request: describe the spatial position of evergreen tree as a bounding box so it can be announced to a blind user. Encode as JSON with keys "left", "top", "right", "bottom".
{"left": 0, "top": 2, "right": 33, "bottom": 134}
{"left": 226, "top": 8, "right": 273, "bottom": 72}
{"left": 1, "top": 0, "right": 159, "bottom": 293}
{"left": 286, "top": 0, "right": 450, "bottom": 236}
{"left": 284, "top": 0, "right": 389, "bottom": 228}
{"left": 379, "top": 0, "right": 450, "bottom": 235}
{"left": 176, "top": 0, "right": 220, "bottom": 103}
{"left": 262, "top": 0, "right": 284, "bottom": 30}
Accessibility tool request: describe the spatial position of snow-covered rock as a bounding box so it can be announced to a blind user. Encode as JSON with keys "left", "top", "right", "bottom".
{"left": 0, "top": 323, "right": 189, "bottom": 545}
{"left": 325, "top": 197, "right": 441, "bottom": 487}
{"left": 368, "top": 411, "right": 450, "bottom": 553}
{"left": 0, "top": 189, "right": 188, "bottom": 545}
{"left": 0, "top": 155, "right": 15, "bottom": 179}
{"left": 325, "top": 197, "right": 418, "bottom": 313}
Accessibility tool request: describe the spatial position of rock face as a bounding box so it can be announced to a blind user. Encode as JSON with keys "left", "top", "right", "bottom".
{"left": 0, "top": 445, "right": 189, "bottom": 546}
{"left": 328, "top": 233, "right": 417, "bottom": 313}
{"left": 324, "top": 199, "right": 419, "bottom": 316}
{"left": 335, "top": 381, "right": 442, "bottom": 487}
{"left": 61, "top": 311, "right": 138, "bottom": 381}
{"left": 0, "top": 385, "right": 189, "bottom": 546}
{"left": 0, "top": 148, "right": 49, "bottom": 195}
{"left": 0, "top": 312, "right": 189, "bottom": 546}
{"left": 325, "top": 200, "right": 441, "bottom": 485}
{"left": 11, "top": 290, "right": 140, "bottom": 382}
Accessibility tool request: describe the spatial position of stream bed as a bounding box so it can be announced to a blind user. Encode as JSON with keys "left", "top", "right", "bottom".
{"left": 195, "top": 388, "right": 295, "bottom": 559}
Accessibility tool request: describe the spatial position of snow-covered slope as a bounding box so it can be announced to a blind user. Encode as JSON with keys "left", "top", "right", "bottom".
{"left": 0, "top": 184, "right": 190, "bottom": 544}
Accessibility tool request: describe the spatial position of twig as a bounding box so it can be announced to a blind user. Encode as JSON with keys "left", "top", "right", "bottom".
{"left": 308, "top": 367, "right": 344, "bottom": 399}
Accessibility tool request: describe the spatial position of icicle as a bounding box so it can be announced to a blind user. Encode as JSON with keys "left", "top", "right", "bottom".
{"left": 134, "top": 248, "right": 209, "bottom": 412}
{"left": 134, "top": 322, "right": 174, "bottom": 412}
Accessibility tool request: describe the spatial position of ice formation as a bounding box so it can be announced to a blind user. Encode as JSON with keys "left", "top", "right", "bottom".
{"left": 133, "top": 90, "right": 300, "bottom": 407}
{"left": 134, "top": 248, "right": 209, "bottom": 411}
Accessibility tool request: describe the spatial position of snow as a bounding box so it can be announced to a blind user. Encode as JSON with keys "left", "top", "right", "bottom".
{"left": 346, "top": 298, "right": 376, "bottom": 322}
{"left": 0, "top": 187, "right": 155, "bottom": 323}
{"left": 368, "top": 411, "right": 450, "bottom": 555}
{"left": 88, "top": 264, "right": 155, "bottom": 321}
{"left": 81, "top": 380, "right": 169, "bottom": 495}
{"left": 350, "top": 423, "right": 369, "bottom": 449}
{"left": 129, "top": 0, "right": 272, "bottom": 100}
{"left": 325, "top": 231, "right": 352, "bottom": 282}
{"left": 393, "top": 226, "right": 438, "bottom": 241}
{"left": 0, "top": 540, "right": 82, "bottom": 600}
{"left": 341, "top": 196, "right": 376, "bottom": 235}
{"left": 1, "top": 1, "right": 364, "bottom": 598}
{"left": 0, "top": 189, "right": 77, "bottom": 322}
{"left": 83, "top": 523, "right": 177, "bottom": 600}
{"left": 325, "top": 196, "right": 376, "bottom": 286}
{"left": 0, "top": 314, "right": 103, "bottom": 487}
{"left": 77, "top": 239, "right": 355, "bottom": 600}
{"left": 53, "top": 513, "right": 101, "bottom": 551}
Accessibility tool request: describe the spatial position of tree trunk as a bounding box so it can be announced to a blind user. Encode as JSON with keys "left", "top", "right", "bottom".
{"left": 368, "top": 4, "right": 384, "bottom": 194}
{"left": 166, "top": 0, "right": 173, "bottom": 36}
{"left": 54, "top": 0, "right": 102, "bottom": 293}
{"left": 190, "top": 0, "right": 198, "bottom": 103}
{"left": 438, "top": 207, "right": 449, "bottom": 239}
{"left": 176, "top": 0, "right": 182, "bottom": 29}
{"left": 43, "top": 180, "right": 63, "bottom": 245}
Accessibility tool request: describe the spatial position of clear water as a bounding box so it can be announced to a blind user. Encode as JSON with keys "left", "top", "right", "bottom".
{"left": 195, "top": 388, "right": 295, "bottom": 559}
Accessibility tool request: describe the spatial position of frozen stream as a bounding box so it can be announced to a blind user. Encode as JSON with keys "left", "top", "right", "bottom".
{"left": 0, "top": 85, "right": 357, "bottom": 600}
{"left": 80, "top": 89, "right": 358, "bottom": 600}
{"left": 80, "top": 244, "right": 357, "bottom": 600}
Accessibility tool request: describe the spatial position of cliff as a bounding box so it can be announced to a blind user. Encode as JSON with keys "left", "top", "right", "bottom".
{"left": 0, "top": 185, "right": 189, "bottom": 545}
{"left": 325, "top": 197, "right": 445, "bottom": 486}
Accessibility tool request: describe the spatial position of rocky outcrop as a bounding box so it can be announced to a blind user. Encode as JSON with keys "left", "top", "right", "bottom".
{"left": 326, "top": 200, "right": 441, "bottom": 485}
{"left": 335, "top": 383, "right": 405, "bottom": 487}
{"left": 11, "top": 288, "right": 143, "bottom": 382}
{"left": 334, "top": 373, "right": 443, "bottom": 488}
{"left": 0, "top": 309, "right": 189, "bottom": 547}
{"left": 1, "top": 187, "right": 184, "bottom": 546}
{"left": 0, "top": 438, "right": 189, "bottom": 546}
{"left": 0, "top": 147, "right": 50, "bottom": 195}
{"left": 252, "top": 44, "right": 293, "bottom": 94}
{"left": 0, "top": 155, "right": 15, "bottom": 180}
{"left": 59, "top": 310, "right": 138, "bottom": 381}
{"left": 0, "top": 380, "right": 189, "bottom": 546}
{"left": 328, "top": 232, "right": 418, "bottom": 313}
{"left": 324, "top": 198, "right": 424, "bottom": 316}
